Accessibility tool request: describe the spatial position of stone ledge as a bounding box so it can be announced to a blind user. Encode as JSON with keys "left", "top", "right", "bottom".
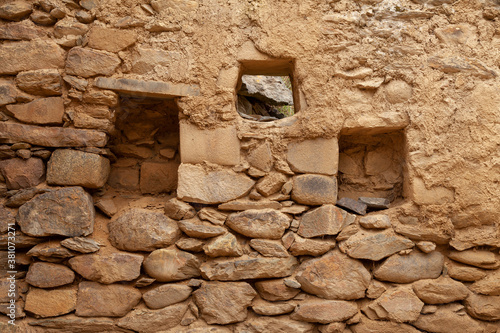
{"left": 94, "top": 77, "right": 200, "bottom": 98}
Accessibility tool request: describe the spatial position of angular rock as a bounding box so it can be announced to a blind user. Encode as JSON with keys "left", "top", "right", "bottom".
{"left": 448, "top": 249, "right": 500, "bottom": 269}
{"left": 252, "top": 299, "right": 295, "bottom": 316}
{"left": 367, "top": 280, "right": 387, "bottom": 299}
{"left": 61, "top": 237, "right": 101, "bottom": 253}
{"left": 203, "top": 233, "right": 243, "bottom": 257}
{"left": 250, "top": 239, "right": 289, "bottom": 258}
{"left": 374, "top": 251, "right": 444, "bottom": 283}
{"left": 288, "top": 234, "right": 336, "bottom": 256}
{"left": 0, "top": 2, "right": 32, "bottom": 21}
{"left": 352, "top": 317, "right": 422, "bottom": 333}
{"left": 416, "top": 241, "right": 436, "bottom": 253}
{"left": 164, "top": 198, "right": 196, "bottom": 220}
{"left": 193, "top": 281, "right": 256, "bottom": 324}
{"left": 464, "top": 294, "right": 500, "bottom": 321}
{"left": 342, "top": 229, "right": 414, "bottom": 261}
{"left": 413, "top": 276, "right": 470, "bottom": 304}
{"left": 47, "top": 149, "right": 110, "bottom": 188}
{"left": 177, "top": 164, "right": 255, "bottom": 204}
{"left": 27, "top": 240, "right": 75, "bottom": 260}
{"left": 0, "top": 40, "right": 65, "bottom": 75}
{"left": 76, "top": 281, "right": 141, "bottom": 317}
{"left": 28, "top": 316, "right": 127, "bottom": 333}
{"left": 359, "top": 215, "right": 391, "bottom": 229}
{"left": 247, "top": 141, "right": 273, "bottom": 172}
{"left": 446, "top": 260, "right": 487, "bottom": 282}
{"left": 255, "top": 278, "right": 301, "bottom": 301}
{"left": 117, "top": 302, "right": 189, "bottom": 333}
{"left": 287, "top": 138, "right": 338, "bottom": 176}
{"left": 25, "top": 286, "right": 77, "bottom": 318}
{"left": 292, "top": 174, "right": 337, "bottom": 205}
{"left": 95, "top": 198, "right": 117, "bottom": 218}
{"left": 256, "top": 172, "right": 288, "bottom": 197}
{"left": 358, "top": 197, "right": 390, "bottom": 210}
{"left": 394, "top": 222, "right": 451, "bottom": 244}
{"left": 108, "top": 208, "right": 180, "bottom": 252}
{"left": 0, "top": 21, "right": 46, "bottom": 40}
{"left": 226, "top": 209, "right": 291, "bottom": 239}
{"left": 240, "top": 75, "right": 293, "bottom": 105}
{"left": 280, "top": 204, "right": 309, "bottom": 215}
{"left": 0, "top": 205, "right": 14, "bottom": 233}
{"left": 54, "top": 18, "right": 89, "bottom": 38}
{"left": 198, "top": 207, "right": 227, "bottom": 225}
{"left": 17, "top": 187, "right": 94, "bottom": 237}
{"left": 295, "top": 250, "right": 371, "bottom": 300}
{"left": 470, "top": 270, "right": 500, "bottom": 295}
{"left": 412, "top": 303, "right": 485, "bottom": 333}
{"left": 367, "top": 287, "right": 424, "bottom": 322}
{"left": 140, "top": 161, "right": 178, "bottom": 194}
{"left": 178, "top": 218, "right": 226, "bottom": 239}
{"left": 82, "top": 89, "right": 118, "bottom": 106}
{"left": 143, "top": 284, "right": 192, "bottom": 309}
{"left": 87, "top": 26, "right": 137, "bottom": 52}
{"left": 234, "top": 316, "right": 315, "bottom": 333}
{"left": 143, "top": 248, "right": 200, "bottom": 282}
{"left": 450, "top": 224, "right": 500, "bottom": 250}
{"left": 291, "top": 299, "right": 358, "bottom": 323}
{"left": 5, "top": 187, "right": 49, "bottom": 208}
{"left": 176, "top": 237, "right": 205, "bottom": 252}
{"left": 26, "top": 262, "right": 75, "bottom": 288}
{"left": 0, "top": 123, "right": 108, "bottom": 147}
{"left": 68, "top": 252, "right": 143, "bottom": 284}
{"left": 63, "top": 75, "right": 88, "bottom": 91}
{"left": 299, "top": 204, "right": 345, "bottom": 238}
{"left": 65, "top": 47, "right": 121, "bottom": 78}
{"left": 200, "top": 255, "right": 298, "bottom": 281}
{"left": 336, "top": 197, "right": 367, "bottom": 215}
{"left": 15, "top": 69, "right": 62, "bottom": 96}
{"left": 0, "top": 158, "right": 44, "bottom": 190}
{"left": 94, "top": 77, "right": 200, "bottom": 98}
{"left": 0, "top": 79, "right": 25, "bottom": 107}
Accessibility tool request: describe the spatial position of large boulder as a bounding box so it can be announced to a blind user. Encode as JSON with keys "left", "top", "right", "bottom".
{"left": 17, "top": 187, "right": 95, "bottom": 237}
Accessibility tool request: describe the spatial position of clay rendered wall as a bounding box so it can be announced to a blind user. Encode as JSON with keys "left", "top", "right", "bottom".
{"left": 1, "top": 0, "right": 500, "bottom": 332}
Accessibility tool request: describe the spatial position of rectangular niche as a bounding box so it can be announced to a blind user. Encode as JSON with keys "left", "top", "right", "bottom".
{"left": 107, "top": 96, "right": 180, "bottom": 194}
{"left": 337, "top": 129, "right": 407, "bottom": 203}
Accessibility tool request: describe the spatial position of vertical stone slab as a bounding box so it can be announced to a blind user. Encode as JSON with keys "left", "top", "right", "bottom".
{"left": 287, "top": 138, "right": 339, "bottom": 175}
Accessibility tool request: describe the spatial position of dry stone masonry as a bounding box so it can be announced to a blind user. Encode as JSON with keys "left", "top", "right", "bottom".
{"left": 1, "top": 0, "right": 500, "bottom": 332}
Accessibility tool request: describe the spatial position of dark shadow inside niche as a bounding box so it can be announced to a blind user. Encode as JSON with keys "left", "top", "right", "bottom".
{"left": 338, "top": 130, "right": 406, "bottom": 203}
{"left": 107, "top": 96, "right": 180, "bottom": 194}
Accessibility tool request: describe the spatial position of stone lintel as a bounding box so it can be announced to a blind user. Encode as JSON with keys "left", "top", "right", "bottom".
{"left": 94, "top": 77, "right": 200, "bottom": 98}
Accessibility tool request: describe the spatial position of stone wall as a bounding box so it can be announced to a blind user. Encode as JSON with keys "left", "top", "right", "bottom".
{"left": 1, "top": 0, "right": 500, "bottom": 332}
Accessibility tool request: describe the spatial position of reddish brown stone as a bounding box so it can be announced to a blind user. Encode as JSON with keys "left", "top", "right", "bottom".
{"left": 140, "top": 161, "right": 178, "bottom": 194}
{"left": 108, "top": 168, "right": 140, "bottom": 191}
{"left": 25, "top": 286, "right": 77, "bottom": 318}
{"left": 26, "top": 262, "right": 75, "bottom": 288}
{"left": 0, "top": 21, "right": 47, "bottom": 40}
{"left": 0, "top": 40, "right": 65, "bottom": 75}
{"left": 0, "top": 158, "right": 44, "bottom": 190}
{"left": 254, "top": 279, "right": 301, "bottom": 301}
{"left": 65, "top": 47, "right": 121, "bottom": 78}
{"left": 6, "top": 97, "right": 64, "bottom": 125}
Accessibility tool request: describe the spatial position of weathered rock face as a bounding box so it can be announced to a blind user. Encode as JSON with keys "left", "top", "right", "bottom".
{"left": 234, "top": 316, "right": 315, "bottom": 333}
{"left": 464, "top": 294, "right": 500, "bottom": 321}
{"left": 68, "top": 252, "right": 143, "bottom": 284}
{"left": 47, "top": 149, "right": 110, "bottom": 188}
{"left": 295, "top": 250, "right": 371, "bottom": 300}
{"left": 239, "top": 75, "right": 293, "bottom": 105}
{"left": 366, "top": 287, "right": 424, "bottom": 323}
{"left": 143, "top": 248, "right": 201, "bottom": 282}
{"left": 5, "top": 97, "right": 64, "bottom": 125}
{"left": 470, "top": 269, "right": 500, "bottom": 295}
{"left": 204, "top": 232, "right": 243, "bottom": 257}
{"left": 15, "top": 69, "right": 62, "bottom": 96}
{"left": 177, "top": 164, "right": 255, "bottom": 204}
{"left": 254, "top": 278, "right": 301, "bottom": 301}
{"left": 17, "top": 187, "right": 95, "bottom": 237}
{"left": 250, "top": 239, "right": 289, "bottom": 258}
{"left": 26, "top": 262, "right": 75, "bottom": 288}
{"left": 412, "top": 276, "right": 470, "bottom": 304}
{"left": 108, "top": 208, "right": 180, "bottom": 251}
{"left": 178, "top": 217, "right": 226, "bottom": 239}
{"left": 75, "top": 281, "right": 142, "bottom": 317}
{"left": 252, "top": 299, "right": 295, "bottom": 316}
{"left": 60, "top": 237, "right": 101, "bottom": 254}
{"left": 291, "top": 299, "right": 358, "bottom": 323}
{"left": 226, "top": 209, "right": 291, "bottom": 239}
{"left": 193, "top": 281, "right": 257, "bottom": 324}
{"left": 87, "top": 26, "right": 137, "bottom": 52}
{"left": 292, "top": 174, "right": 338, "bottom": 205}
{"left": 446, "top": 260, "right": 487, "bottom": 282}
{"left": 352, "top": 317, "right": 422, "bottom": 333}
{"left": 287, "top": 138, "right": 339, "bottom": 176}
{"left": 201, "top": 255, "right": 298, "bottom": 281}
{"left": 164, "top": 198, "right": 197, "bottom": 220}
{"left": 65, "top": 47, "right": 121, "bottom": 77}
{"left": 25, "top": 286, "right": 77, "bottom": 318}
{"left": 412, "top": 303, "right": 485, "bottom": 333}
{"left": 298, "top": 204, "right": 345, "bottom": 238}
{"left": 0, "top": 40, "right": 65, "bottom": 74}
{"left": 117, "top": 302, "right": 189, "bottom": 333}
{"left": 0, "top": 157, "right": 45, "bottom": 190}
{"left": 287, "top": 233, "right": 336, "bottom": 256}
{"left": 143, "top": 284, "right": 192, "bottom": 309}
{"left": 374, "top": 251, "right": 445, "bottom": 283}
{"left": 448, "top": 249, "right": 500, "bottom": 269}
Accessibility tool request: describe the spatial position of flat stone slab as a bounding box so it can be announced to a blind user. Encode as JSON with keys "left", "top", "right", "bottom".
{"left": 95, "top": 77, "right": 200, "bottom": 98}
{"left": 359, "top": 197, "right": 390, "bottom": 210}
{"left": 374, "top": 251, "right": 445, "bottom": 283}
{"left": 286, "top": 138, "right": 338, "bottom": 176}
{"left": 0, "top": 123, "right": 108, "bottom": 147}
{"left": 336, "top": 197, "right": 367, "bottom": 215}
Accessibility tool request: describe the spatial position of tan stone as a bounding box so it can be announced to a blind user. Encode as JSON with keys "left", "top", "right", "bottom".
{"left": 65, "top": 47, "right": 121, "bottom": 78}
{"left": 234, "top": 316, "right": 315, "bottom": 333}
{"left": 0, "top": 20, "right": 46, "bottom": 40}
{"left": 446, "top": 260, "right": 487, "bottom": 282}
{"left": 75, "top": 281, "right": 141, "bottom": 317}
{"left": 465, "top": 294, "right": 500, "bottom": 321}
{"left": 25, "top": 286, "right": 77, "bottom": 318}
{"left": 28, "top": 315, "right": 127, "bottom": 332}
{"left": 108, "top": 168, "right": 140, "bottom": 191}
{"left": 250, "top": 239, "right": 289, "bottom": 257}
{"left": 68, "top": 252, "right": 143, "bottom": 284}
{"left": 200, "top": 255, "right": 298, "bottom": 281}
{"left": 26, "top": 240, "right": 74, "bottom": 260}
{"left": 366, "top": 280, "right": 387, "bottom": 299}
{"left": 204, "top": 233, "right": 243, "bottom": 257}
{"left": 470, "top": 270, "right": 500, "bottom": 295}
{"left": 416, "top": 241, "right": 436, "bottom": 253}
{"left": 61, "top": 237, "right": 101, "bottom": 253}
{"left": 288, "top": 233, "right": 336, "bottom": 256}
{"left": 95, "top": 77, "right": 200, "bottom": 98}
{"left": 143, "top": 248, "right": 201, "bottom": 282}
{"left": 256, "top": 172, "right": 288, "bottom": 196}
{"left": 367, "top": 287, "right": 424, "bottom": 322}
{"left": 352, "top": 317, "right": 422, "bottom": 333}
{"left": 412, "top": 303, "right": 485, "bottom": 333}
{"left": 448, "top": 249, "right": 500, "bottom": 269}
{"left": 247, "top": 141, "right": 273, "bottom": 172}
{"left": 252, "top": 299, "right": 295, "bottom": 316}
{"left": 164, "top": 198, "right": 196, "bottom": 220}
{"left": 295, "top": 250, "right": 371, "bottom": 300}
{"left": 292, "top": 174, "right": 338, "bottom": 205}
{"left": 177, "top": 164, "right": 255, "bottom": 204}
{"left": 53, "top": 18, "right": 88, "bottom": 37}
{"left": 143, "top": 284, "right": 192, "bottom": 309}
{"left": 299, "top": 204, "right": 345, "bottom": 238}
{"left": 73, "top": 112, "right": 113, "bottom": 132}
{"left": 109, "top": 208, "right": 180, "bottom": 252}
{"left": 176, "top": 237, "right": 205, "bottom": 252}
{"left": 82, "top": 89, "right": 118, "bottom": 107}
{"left": 15, "top": 69, "right": 62, "bottom": 96}
{"left": 26, "top": 262, "right": 75, "bottom": 288}
{"left": 179, "top": 217, "right": 226, "bottom": 239}
{"left": 0, "top": 157, "right": 45, "bottom": 190}
{"left": 198, "top": 207, "right": 227, "bottom": 225}
{"left": 287, "top": 138, "right": 339, "bottom": 176}
{"left": 374, "top": 251, "right": 444, "bottom": 283}
{"left": 140, "top": 161, "right": 178, "bottom": 194}
{"left": 47, "top": 149, "right": 110, "bottom": 188}
{"left": 87, "top": 26, "right": 137, "bottom": 52}
{"left": 180, "top": 121, "right": 240, "bottom": 166}
{"left": 291, "top": 299, "right": 358, "bottom": 323}
{"left": 384, "top": 80, "right": 412, "bottom": 103}
{"left": 218, "top": 199, "right": 282, "bottom": 211}
{"left": 413, "top": 276, "right": 470, "bottom": 304}
{"left": 226, "top": 209, "right": 291, "bottom": 239}
{"left": 411, "top": 177, "right": 455, "bottom": 205}
{"left": 359, "top": 214, "right": 391, "bottom": 229}
{"left": 193, "top": 281, "right": 256, "bottom": 324}
{"left": 0, "top": 40, "right": 65, "bottom": 75}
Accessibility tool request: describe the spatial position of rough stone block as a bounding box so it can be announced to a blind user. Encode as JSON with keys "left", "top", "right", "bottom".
{"left": 5, "top": 97, "right": 65, "bottom": 125}
{"left": 180, "top": 121, "right": 240, "bottom": 166}
{"left": 411, "top": 177, "right": 455, "bottom": 205}
{"left": 24, "top": 286, "right": 77, "bottom": 318}
{"left": 0, "top": 20, "right": 47, "bottom": 40}
{"left": 65, "top": 47, "right": 121, "bottom": 78}
{"left": 291, "top": 174, "right": 337, "bottom": 205}
{"left": 15, "top": 69, "right": 62, "bottom": 96}
{"left": 336, "top": 197, "right": 367, "bottom": 215}
{"left": 95, "top": 77, "right": 200, "bottom": 98}
{"left": 108, "top": 168, "right": 140, "bottom": 191}
{"left": 0, "top": 40, "right": 65, "bottom": 75}
{"left": 0, "top": 2, "right": 32, "bottom": 21}
{"left": 140, "top": 161, "right": 178, "bottom": 194}
{"left": 0, "top": 157, "right": 45, "bottom": 190}
{"left": 87, "top": 26, "right": 137, "bottom": 52}
{"left": 47, "top": 149, "right": 110, "bottom": 188}
{"left": 286, "top": 138, "right": 338, "bottom": 175}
